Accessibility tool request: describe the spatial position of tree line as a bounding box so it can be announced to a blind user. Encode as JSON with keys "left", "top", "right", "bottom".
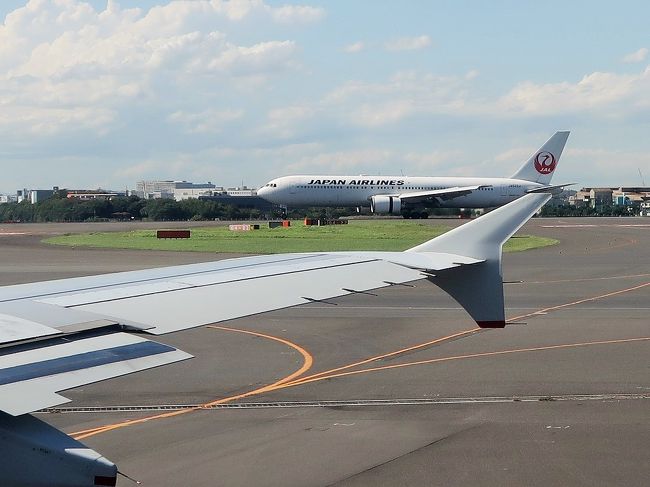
{"left": 0, "top": 195, "right": 267, "bottom": 222}
{"left": 539, "top": 204, "right": 635, "bottom": 217}
{"left": 2, "top": 194, "right": 635, "bottom": 223}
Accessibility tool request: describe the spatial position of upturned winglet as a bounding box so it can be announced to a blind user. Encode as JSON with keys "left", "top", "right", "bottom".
{"left": 406, "top": 193, "right": 552, "bottom": 327}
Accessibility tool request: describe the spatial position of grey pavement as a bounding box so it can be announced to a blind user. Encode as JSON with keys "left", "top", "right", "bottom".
{"left": 1, "top": 217, "right": 648, "bottom": 486}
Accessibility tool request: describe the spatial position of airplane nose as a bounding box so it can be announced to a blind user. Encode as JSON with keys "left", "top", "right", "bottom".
{"left": 257, "top": 185, "right": 271, "bottom": 199}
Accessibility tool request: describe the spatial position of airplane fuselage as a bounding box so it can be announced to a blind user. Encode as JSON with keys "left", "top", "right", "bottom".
{"left": 258, "top": 175, "right": 543, "bottom": 209}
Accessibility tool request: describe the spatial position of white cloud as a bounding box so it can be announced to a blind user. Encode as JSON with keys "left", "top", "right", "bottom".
{"left": 114, "top": 159, "right": 160, "bottom": 179}
{"left": 0, "top": 105, "right": 116, "bottom": 135}
{"left": 0, "top": 0, "right": 316, "bottom": 137}
{"left": 269, "top": 4, "right": 325, "bottom": 24}
{"left": 563, "top": 147, "right": 650, "bottom": 184}
{"left": 321, "top": 71, "right": 477, "bottom": 127}
{"left": 263, "top": 105, "right": 315, "bottom": 137}
{"left": 384, "top": 35, "right": 431, "bottom": 52}
{"left": 322, "top": 66, "right": 650, "bottom": 125}
{"left": 231, "top": 62, "right": 650, "bottom": 147}
{"left": 1, "top": 2, "right": 648, "bottom": 193}
{"left": 205, "top": 40, "right": 298, "bottom": 75}
{"left": 343, "top": 41, "right": 365, "bottom": 53}
{"left": 283, "top": 148, "right": 465, "bottom": 176}
{"left": 286, "top": 148, "right": 396, "bottom": 173}
{"left": 167, "top": 109, "right": 244, "bottom": 133}
{"left": 351, "top": 100, "right": 416, "bottom": 127}
{"left": 402, "top": 150, "right": 465, "bottom": 174}
{"left": 622, "top": 47, "right": 648, "bottom": 63}
{"left": 499, "top": 67, "right": 650, "bottom": 116}
{"left": 493, "top": 147, "right": 536, "bottom": 164}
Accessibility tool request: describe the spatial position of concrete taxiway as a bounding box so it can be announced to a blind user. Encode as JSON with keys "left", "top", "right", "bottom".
{"left": 1, "top": 218, "right": 648, "bottom": 486}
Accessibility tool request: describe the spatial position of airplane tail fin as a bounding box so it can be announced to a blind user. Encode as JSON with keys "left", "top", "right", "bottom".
{"left": 406, "top": 193, "right": 551, "bottom": 327}
{"left": 510, "top": 131, "right": 570, "bottom": 184}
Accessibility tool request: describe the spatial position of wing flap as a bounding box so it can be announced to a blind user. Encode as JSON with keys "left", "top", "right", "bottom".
{"left": 0, "top": 333, "right": 192, "bottom": 415}
{"left": 0, "top": 313, "right": 61, "bottom": 345}
{"left": 0, "top": 300, "right": 131, "bottom": 345}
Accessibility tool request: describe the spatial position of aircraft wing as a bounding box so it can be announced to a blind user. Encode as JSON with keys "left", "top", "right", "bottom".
{"left": 397, "top": 185, "right": 486, "bottom": 203}
{"left": 0, "top": 193, "right": 551, "bottom": 487}
{"left": 0, "top": 251, "right": 480, "bottom": 416}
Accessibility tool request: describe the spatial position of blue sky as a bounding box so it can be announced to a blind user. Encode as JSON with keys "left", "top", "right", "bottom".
{"left": 1, "top": 0, "right": 649, "bottom": 193}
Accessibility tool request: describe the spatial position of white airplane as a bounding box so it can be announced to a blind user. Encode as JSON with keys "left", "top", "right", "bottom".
{"left": 257, "top": 131, "right": 570, "bottom": 217}
{"left": 0, "top": 193, "right": 550, "bottom": 486}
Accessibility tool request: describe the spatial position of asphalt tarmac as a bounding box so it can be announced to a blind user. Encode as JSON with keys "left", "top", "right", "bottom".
{"left": 1, "top": 218, "right": 648, "bottom": 486}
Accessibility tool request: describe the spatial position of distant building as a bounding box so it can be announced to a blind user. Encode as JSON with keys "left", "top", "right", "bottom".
{"left": 135, "top": 180, "right": 216, "bottom": 199}
{"left": 569, "top": 187, "right": 650, "bottom": 214}
{"left": 640, "top": 200, "right": 650, "bottom": 217}
{"left": 225, "top": 186, "right": 257, "bottom": 197}
{"left": 589, "top": 188, "right": 613, "bottom": 209}
{"left": 66, "top": 191, "right": 124, "bottom": 200}
{"left": 569, "top": 189, "right": 590, "bottom": 208}
{"left": 613, "top": 187, "right": 650, "bottom": 208}
{"left": 173, "top": 187, "right": 224, "bottom": 201}
{"left": 13, "top": 187, "right": 127, "bottom": 204}
{"left": 16, "top": 187, "right": 60, "bottom": 204}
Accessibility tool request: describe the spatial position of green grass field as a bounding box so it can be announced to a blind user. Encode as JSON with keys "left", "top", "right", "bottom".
{"left": 44, "top": 220, "right": 558, "bottom": 254}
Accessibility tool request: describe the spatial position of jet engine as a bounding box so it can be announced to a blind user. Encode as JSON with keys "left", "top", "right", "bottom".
{"left": 370, "top": 195, "right": 402, "bottom": 215}
{"left": 0, "top": 412, "right": 117, "bottom": 487}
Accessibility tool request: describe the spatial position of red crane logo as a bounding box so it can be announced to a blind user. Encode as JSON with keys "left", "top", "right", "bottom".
{"left": 534, "top": 151, "right": 557, "bottom": 174}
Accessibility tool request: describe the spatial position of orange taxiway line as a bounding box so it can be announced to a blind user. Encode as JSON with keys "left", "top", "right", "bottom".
{"left": 72, "top": 325, "right": 314, "bottom": 440}
{"left": 268, "top": 337, "right": 650, "bottom": 389}
{"left": 286, "top": 327, "right": 481, "bottom": 386}
{"left": 282, "top": 281, "right": 650, "bottom": 388}
{"left": 525, "top": 273, "right": 650, "bottom": 285}
{"left": 205, "top": 325, "right": 313, "bottom": 387}
{"left": 507, "top": 282, "right": 650, "bottom": 323}
{"left": 73, "top": 281, "right": 649, "bottom": 439}
{"left": 71, "top": 329, "right": 483, "bottom": 437}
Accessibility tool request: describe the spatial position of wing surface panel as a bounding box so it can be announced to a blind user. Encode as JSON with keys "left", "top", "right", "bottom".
{"left": 74, "top": 259, "right": 425, "bottom": 334}
{"left": 0, "top": 300, "right": 128, "bottom": 346}
{"left": 0, "top": 253, "right": 338, "bottom": 303}
{"left": 0, "top": 333, "right": 191, "bottom": 415}
{"left": 0, "top": 314, "right": 61, "bottom": 344}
